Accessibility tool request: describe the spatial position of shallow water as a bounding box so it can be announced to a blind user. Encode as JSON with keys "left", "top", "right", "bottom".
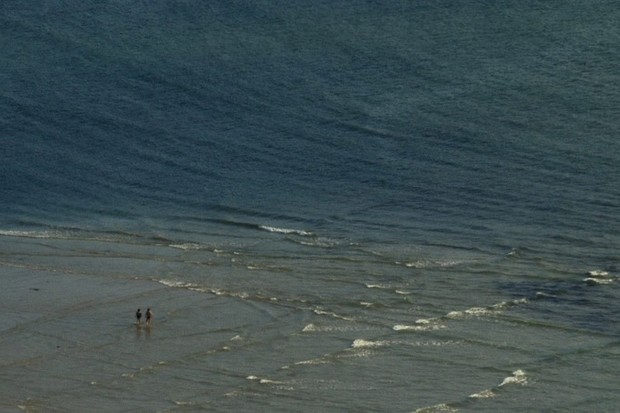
{"left": 2, "top": 0, "right": 620, "bottom": 411}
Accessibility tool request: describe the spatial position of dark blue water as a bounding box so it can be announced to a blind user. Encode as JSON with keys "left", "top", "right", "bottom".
{"left": 2, "top": 1, "right": 620, "bottom": 411}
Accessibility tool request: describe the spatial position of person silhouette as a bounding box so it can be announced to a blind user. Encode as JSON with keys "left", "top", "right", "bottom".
{"left": 145, "top": 308, "right": 152, "bottom": 326}
{"left": 135, "top": 308, "right": 142, "bottom": 324}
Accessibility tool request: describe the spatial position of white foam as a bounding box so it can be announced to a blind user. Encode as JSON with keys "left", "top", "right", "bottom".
{"left": 469, "top": 389, "right": 495, "bottom": 399}
{"left": 395, "top": 298, "right": 528, "bottom": 333}
{"left": 365, "top": 283, "right": 391, "bottom": 289}
{"left": 297, "top": 237, "right": 340, "bottom": 248}
{"left": 403, "top": 260, "right": 461, "bottom": 269}
{"left": 313, "top": 308, "right": 355, "bottom": 321}
{"left": 259, "top": 378, "right": 284, "bottom": 385}
{"left": 302, "top": 323, "right": 373, "bottom": 333}
{"left": 584, "top": 277, "right": 613, "bottom": 285}
{"left": 302, "top": 323, "right": 317, "bottom": 332}
{"left": 584, "top": 271, "right": 614, "bottom": 285}
{"left": 340, "top": 348, "right": 373, "bottom": 359}
{"left": 158, "top": 279, "right": 252, "bottom": 299}
{"left": 158, "top": 279, "right": 197, "bottom": 289}
{"left": 247, "top": 375, "right": 292, "bottom": 390}
{"left": 448, "top": 299, "right": 529, "bottom": 319}
{"left": 259, "top": 225, "right": 313, "bottom": 236}
{"left": 393, "top": 321, "right": 446, "bottom": 332}
{"left": 588, "top": 270, "right": 609, "bottom": 277}
{"left": 174, "top": 401, "right": 195, "bottom": 406}
{"left": 294, "top": 357, "right": 330, "bottom": 366}
{"left": 499, "top": 369, "right": 528, "bottom": 387}
{"left": 302, "top": 323, "right": 355, "bottom": 332}
{"left": 414, "top": 403, "right": 459, "bottom": 413}
{"left": 0, "top": 229, "right": 54, "bottom": 239}
{"left": 352, "top": 339, "right": 390, "bottom": 348}
{"left": 169, "top": 243, "right": 203, "bottom": 250}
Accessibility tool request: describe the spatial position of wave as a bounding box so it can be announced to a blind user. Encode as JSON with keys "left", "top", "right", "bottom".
{"left": 168, "top": 243, "right": 206, "bottom": 251}
{"left": 352, "top": 338, "right": 459, "bottom": 349}
{"left": 414, "top": 403, "right": 459, "bottom": 413}
{"left": 0, "top": 230, "right": 57, "bottom": 239}
{"left": 468, "top": 369, "right": 529, "bottom": 399}
{"left": 302, "top": 323, "right": 380, "bottom": 333}
{"left": 351, "top": 339, "right": 390, "bottom": 349}
{"left": 259, "top": 225, "right": 314, "bottom": 236}
{"left": 498, "top": 369, "right": 528, "bottom": 387}
{"left": 394, "top": 298, "right": 529, "bottom": 332}
{"left": 0, "top": 227, "right": 176, "bottom": 246}
{"left": 414, "top": 370, "right": 529, "bottom": 412}
{"left": 583, "top": 277, "right": 614, "bottom": 285}
{"left": 583, "top": 269, "right": 614, "bottom": 285}
{"left": 393, "top": 320, "right": 446, "bottom": 332}
{"left": 401, "top": 259, "right": 463, "bottom": 269}
{"left": 157, "top": 279, "right": 251, "bottom": 300}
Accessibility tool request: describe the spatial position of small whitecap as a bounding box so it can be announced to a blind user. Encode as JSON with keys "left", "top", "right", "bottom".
{"left": 588, "top": 270, "right": 609, "bottom": 277}
{"left": 312, "top": 308, "right": 354, "bottom": 321}
{"left": 294, "top": 358, "right": 329, "bottom": 366}
{"left": 0, "top": 230, "right": 53, "bottom": 239}
{"left": 464, "top": 307, "right": 492, "bottom": 316}
{"left": 352, "top": 339, "right": 389, "bottom": 348}
{"left": 499, "top": 369, "right": 527, "bottom": 387}
{"left": 158, "top": 279, "right": 202, "bottom": 290}
{"left": 414, "top": 403, "right": 459, "bottom": 413}
{"left": 169, "top": 243, "right": 202, "bottom": 251}
{"left": 405, "top": 261, "right": 424, "bottom": 268}
{"left": 302, "top": 323, "right": 317, "bottom": 332}
{"left": 536, "top": 291, "right": 556, "bottom": 299}
{"left": 446, "top": 310, "right": 464, "bottom": 319}
{"left": 365, "top": 283, "right": 390, "bottom": 289}
{"left": 259, "top": 378, "right": 283, "bottom": 385}
{"left": 393, "top": 322, "right": 445, "bottom": 332}
{"left": 469, "top": 389, "right": 495, "bottom": 399}
{"left": 259, "top": 225, "right": 313, "bottom": 236}
{"left": 584, "top": 277, "right": 613, "bottom": 285}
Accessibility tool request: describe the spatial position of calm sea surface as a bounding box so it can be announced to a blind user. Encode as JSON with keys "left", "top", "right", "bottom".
{"left": 2, "top": 1, "right": 620, "bottom": 412}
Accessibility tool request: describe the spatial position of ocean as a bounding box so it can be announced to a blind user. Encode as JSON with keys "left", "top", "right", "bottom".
{"left": 1, "top": 1, "right": 620, "bottom": 412}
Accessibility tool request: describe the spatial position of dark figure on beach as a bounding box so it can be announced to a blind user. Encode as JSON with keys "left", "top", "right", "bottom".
{"left": 136, "top": 308, "right": 142, "bottom": 324}
{"left": 146, "top": 308, "right": 152, "bottom": 326}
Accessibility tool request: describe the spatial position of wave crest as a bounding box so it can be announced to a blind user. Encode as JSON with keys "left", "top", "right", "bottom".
{"left": 259, "top": 225, "right": 313, "bottom": 236}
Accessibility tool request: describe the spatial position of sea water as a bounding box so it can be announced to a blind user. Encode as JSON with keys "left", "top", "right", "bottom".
{"left": 1, "top": 1, "right": 620, "bottom": 412}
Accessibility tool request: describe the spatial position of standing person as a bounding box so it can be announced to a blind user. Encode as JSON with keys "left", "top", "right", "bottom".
{"left": 136, "top": 308, "right": 142, "bottom": 324}
{"left": 146, "top": 308, "right": 152, "bottom": 326}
